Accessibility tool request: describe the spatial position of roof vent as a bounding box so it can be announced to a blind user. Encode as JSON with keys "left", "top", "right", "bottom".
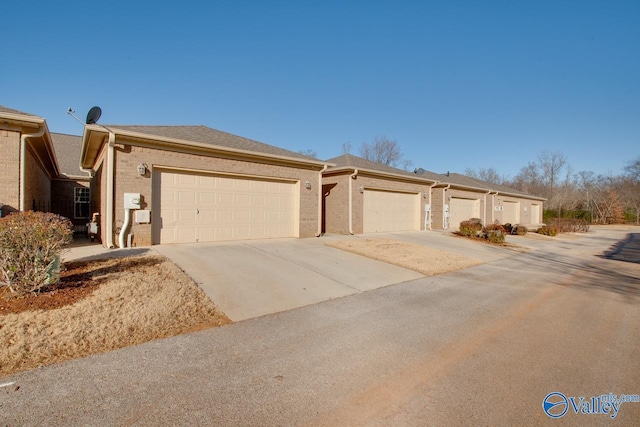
{"left": 414, "top": 167, "right": 425, "bottom": 174}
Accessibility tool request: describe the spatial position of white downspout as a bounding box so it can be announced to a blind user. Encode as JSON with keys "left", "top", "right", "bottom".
{"left": 483, "top": 190, "right": 491, "bottom": 226}
{"left": 316, "top": 165, "right": 328, "bottom": 237}
{"left": 105, "top": 132, "right": 116, "bottom": 248}
{"left": 348, "top": 169, "right": 358, "bottom": 235}
{"left": 20, "top": 125, "right": 46, "bottom": 211}
{"left": 427, "top": 182, "right": 437, "bottom": 230}
{"left": 442, "top": 184, "right": 450, "bottom": 230}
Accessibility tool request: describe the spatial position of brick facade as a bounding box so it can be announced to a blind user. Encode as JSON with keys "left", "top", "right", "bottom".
{"left": 24, "top": 149, "right": 51, "bottom": 212}
{"left": 99, "top": 141, "right": 321, "bottom": 246}
{"left": 0, "top": 129, "right": 21, "bottom": 216}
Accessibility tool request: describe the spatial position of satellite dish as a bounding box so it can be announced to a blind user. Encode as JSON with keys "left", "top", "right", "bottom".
{"left": 414, "top": 167, "right": 425, "bottom": 174}
{"left": 86, "top": 106, "right": 102, "bottom": 124}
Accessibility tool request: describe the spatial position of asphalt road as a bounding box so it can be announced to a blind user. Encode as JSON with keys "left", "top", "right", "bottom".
{"left": 1, "top": 228, "right": 639, "bottom": 426}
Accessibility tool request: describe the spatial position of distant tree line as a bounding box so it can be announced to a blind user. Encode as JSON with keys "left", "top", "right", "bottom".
{"left": 466, "top": 152, "right": 640, "bottom": 225}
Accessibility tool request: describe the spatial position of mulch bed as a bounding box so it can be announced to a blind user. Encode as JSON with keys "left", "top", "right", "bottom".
{"left": 0, "top": 262, "right": 99, "bottom": 315}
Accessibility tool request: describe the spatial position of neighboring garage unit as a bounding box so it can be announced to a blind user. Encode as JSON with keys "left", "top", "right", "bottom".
{"left": 449, "top": 197, "right": 480, "bottom": 229}
{"left": 154, "top": 169, "right": 298, "bottom": 244}
{"left": 530, "top": 203, "right": 541, "bottom": 224}
{"left": 503, "top": 200, "right": 520, "bottom": 224}
{"left": 363, "top": 189, "right": 420, "bottom": 233}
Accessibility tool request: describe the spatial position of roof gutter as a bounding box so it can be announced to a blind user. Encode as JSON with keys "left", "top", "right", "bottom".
{"left": 20, "top": 124, "right": 46, "bottom": 211}
{"left": 349, "top": 169, "right": 359, "bottom": 235}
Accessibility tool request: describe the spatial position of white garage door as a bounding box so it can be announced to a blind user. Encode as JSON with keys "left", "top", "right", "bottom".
{"left": 363, "top": 189, "right": 420, "bottom": 233}
{"left": 154, "top": 170, "right": 297, "bottom": 244}
{"left": 449, "top": 197, "right": 480, "bottom": 229}
{"left": 503, "top": 201, "right": 520, "bottom": 224}
{"left": 531, "top": 204, "right": 541, "bottom": 224}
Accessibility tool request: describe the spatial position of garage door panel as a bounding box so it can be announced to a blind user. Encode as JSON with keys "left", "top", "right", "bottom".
{"left": 449, "top": 198, "right": 480, "bottom": 229}
{"left": 363, "top": 190, "right": 420, "bottom": 233}
{"left": 503, "top": 201, "right": 520, "bottom": 224}
{"left": 156, "top": 170, "right": 297, "bottom": 244}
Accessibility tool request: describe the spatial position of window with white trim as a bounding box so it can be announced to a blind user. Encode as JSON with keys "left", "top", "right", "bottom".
{"left": 74, "top": 187, "right": 91, "bottom": 219}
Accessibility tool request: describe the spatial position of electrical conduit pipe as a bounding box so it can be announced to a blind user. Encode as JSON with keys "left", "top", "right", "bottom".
{"left": 105, "top": 132, "right": 116, "bottom": 248}
{"left": 119, "top": 208, "right": 131, "bottom": 248}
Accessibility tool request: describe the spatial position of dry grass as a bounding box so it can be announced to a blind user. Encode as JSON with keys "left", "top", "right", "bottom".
{"left": 0, "top": 255, "right": 230, "bottom": 376}
{"left": 326, "top": 238, "right": 483, "bottom": 276}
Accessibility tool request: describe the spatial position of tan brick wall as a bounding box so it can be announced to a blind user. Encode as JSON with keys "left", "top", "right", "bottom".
{"left": 494, "top": 195, "right": 543, "bottom": 226}
{"left": 431, "top": 188, "right": 445, "bottom": 230}
{"left": 322, "top": 173, "right": 350, "bottom": 234}
{"left": 24, "top": 148, "right": 51, "bottom": 212}
{"left": 323, "top": 172, "right": 434, "bottom": 234}
{"left": 0, "top": 130, "right": 20, "bottom": 216}
{"left": 51, "top": 179, "right": 91, "bottom": 225}
{"left": 111, "top": 143, "right": 321, "bottom": 246}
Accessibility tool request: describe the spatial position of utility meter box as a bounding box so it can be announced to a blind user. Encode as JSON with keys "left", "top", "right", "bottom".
{"left": 124, "top": 193, "right": 141, "bottom": 209}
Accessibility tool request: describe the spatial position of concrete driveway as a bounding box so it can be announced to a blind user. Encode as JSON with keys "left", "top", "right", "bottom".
{"left": 154, "top": 237, "right": 423, "bottom": 321}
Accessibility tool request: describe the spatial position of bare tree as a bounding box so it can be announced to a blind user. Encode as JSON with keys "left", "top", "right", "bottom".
{"left": 538, "top": 151, "right": 567, "bottom": 208}
{"left": 623, "top": 156, "right": 640, "bottom": 224}
{"left": 624, "top": 156, "right": 640, "bottom": 180}
{"left": 508, "top": 162, "right": 545, "bottom": 197}
{"left": 341, "top": 142, "right": 352, "bottom": 155}
{"left": 298, "top": 149, "right": 318, "bottom": 158}
{"left": 620, "top": 175, "right": 640, "bottom": 224}
{"left": 359, "top": 135, "right": 406, "bottom": 168}
{"left": 464, "top": 167, "right": 503, "bottom": 185}
{"left": 577, "top": 170, "right": 597, "bottom": 221}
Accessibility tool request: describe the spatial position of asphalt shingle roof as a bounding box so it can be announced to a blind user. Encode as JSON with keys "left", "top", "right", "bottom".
{"left": 104, "top": 125, "right": 317, "bottom": 161}
{"left": 326, "top": 154, "right": 543, "bottom": 199}
{"left": 326, "top": 154, "right": 441, "bottom": 182}
{"left": 51, "top": 133, "right": 87, "bottom": 177}
{"left": 0, "top": 105, "right": 40, "bottom": 117}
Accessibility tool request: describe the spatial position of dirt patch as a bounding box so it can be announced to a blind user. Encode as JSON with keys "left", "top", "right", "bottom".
{"left": 0, "top": 255, "right": 231, "bottom": 376}
{"left": 325, "top": 238, "right": 483, "bottom": 276}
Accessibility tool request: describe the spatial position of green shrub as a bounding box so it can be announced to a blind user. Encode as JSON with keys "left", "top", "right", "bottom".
{"left": 459, "top": 219, "right": 483, "bottom": 237}
{"left": 0, "top": 211, "right": 73, "bottom": 296}
{"left": 483, "top": 223, "right": 506, "bottom": 243}
{"left": 513, "top": 225, "right": 528, "bottom": 236}
{"left": 537, "top": 226, "right": 558, "bottom": 236}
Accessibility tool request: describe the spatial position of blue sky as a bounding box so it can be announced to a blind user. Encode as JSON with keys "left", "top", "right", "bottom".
{"left": 2, "top": 1, "right": 638, "bottom": 179}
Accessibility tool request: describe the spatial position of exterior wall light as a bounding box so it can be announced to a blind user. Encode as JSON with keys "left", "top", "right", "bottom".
{"left": 305, "top": 180, "right": 311, "bottom": 189}
{"left": 359, "top": 186, "right": 364, "bottom": 193}
{"left": 137, "top": 163, "right": 148, "bottom": 176}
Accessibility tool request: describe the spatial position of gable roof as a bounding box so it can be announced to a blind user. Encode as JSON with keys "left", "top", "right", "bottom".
{"left": 0, "top": 106, "right": 59, "bottom": 178}
{"left": 82, "top": 124, "right": 327, "bottom": 169}
{"left": 327, "top": 154, "right": 545, "bottom": 200}
{"left": 0, "top": 105, "right": 40, "bottom": 117}
{"left": 105, "top": 125, "right": 317, "bottom": 161}
{"left": 50, "top": 133, "right": 89, "bottom": 178}
{"left": 325, "top": 154, "right": 440, "bottom": 183}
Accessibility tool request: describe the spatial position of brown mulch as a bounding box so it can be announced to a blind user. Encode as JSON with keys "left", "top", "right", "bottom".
{"left": 0, "top": 262, "right": 101, "bottom": 315}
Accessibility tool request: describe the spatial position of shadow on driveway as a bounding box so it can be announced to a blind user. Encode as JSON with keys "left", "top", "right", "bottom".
{"left": 600, "top": 233, "right": 640, "bottom": 264}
